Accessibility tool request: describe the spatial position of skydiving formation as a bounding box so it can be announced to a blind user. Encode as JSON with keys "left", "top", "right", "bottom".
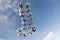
{"left": 16, "top": 0, "right": 36, "bottom": 37}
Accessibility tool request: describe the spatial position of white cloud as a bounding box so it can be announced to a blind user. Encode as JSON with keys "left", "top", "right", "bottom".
{"left": 43, "top": 32, "right": 56, "bottom": 40}
{"left": 0, "top": 0, "right": 18, "bottom": 13}
{"left": 0, "top": 1, "right": 20, "bottom": 40}
{"left": 53, "top": 29, "right": 60, "bottom": 40}
{"left": 0, "top": 2, "right": 12, "bottom": 10}
{"left": 0, "top": 0, "right": 19, "bottom": 39}
{"left": 5, "top": 4, "right": 12, "bottom": 9}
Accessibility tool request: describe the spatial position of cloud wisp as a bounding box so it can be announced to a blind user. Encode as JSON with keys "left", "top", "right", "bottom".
{"left": 0, "top": 0, "right": 19, "bottom": 39}
{"left": 43, "top": 32, "right": 56, "bottom": 40}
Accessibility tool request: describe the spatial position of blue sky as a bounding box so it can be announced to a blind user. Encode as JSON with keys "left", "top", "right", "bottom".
{"left": 0, "top": 0, "right": 60, "bottom": 40}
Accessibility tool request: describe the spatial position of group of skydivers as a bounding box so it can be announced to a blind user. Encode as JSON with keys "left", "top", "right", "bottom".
{"left": 16, "top": 1, "right": 36, "bottom": 37}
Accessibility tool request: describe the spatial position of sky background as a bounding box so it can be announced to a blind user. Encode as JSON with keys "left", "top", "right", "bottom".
{"left": 0, "top": 0, "right": 60, "bottom": 40}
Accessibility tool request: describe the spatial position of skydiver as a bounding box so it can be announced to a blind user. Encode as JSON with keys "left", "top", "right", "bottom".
{"left": 19, "top": 9, "right": 24, "bottom": 13}
{"left": 21, "top": 18, "right": 26, "bottom": 22}
{"left": 19, "top": 13, "right": 24, "bottom": 17}
{"left": 30, "top": 32, "right": 32, "bottom": 35}
{"left": 32, "top": 27, "right": 36, "bottom": 32}
{"left": 26, "top": 13, "right": 32, "bottom": 17}
{"left": 17, "top": 33, "right": 22, "bottom": 37}
{"left": 18, "top": 2, "right": 23, "bottom": 8}
{"left": 26, "top": 1, "right": 30, "bottom": 13}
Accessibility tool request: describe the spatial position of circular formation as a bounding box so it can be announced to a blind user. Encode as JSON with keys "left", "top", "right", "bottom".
{"left": 16, "top": 0, "right": 36, "bottom": 37}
